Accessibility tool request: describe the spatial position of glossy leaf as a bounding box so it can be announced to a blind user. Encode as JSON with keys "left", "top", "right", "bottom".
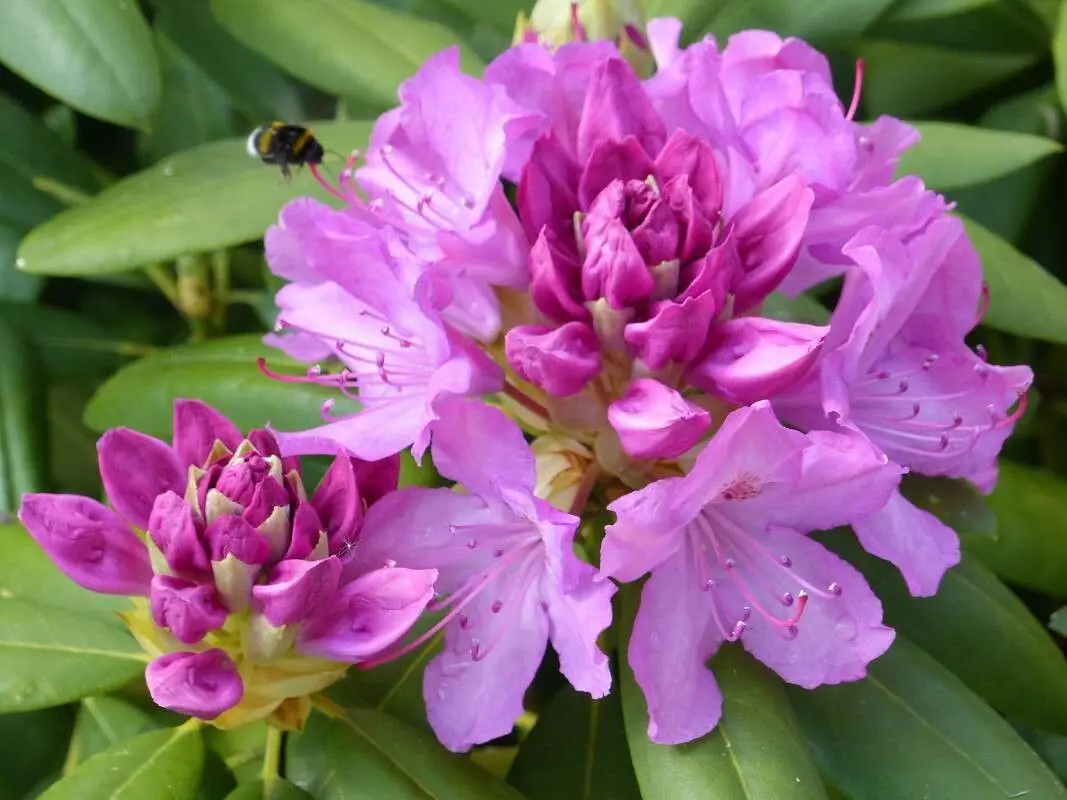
{"left": 0, "top": 301, "right": 121, "bottom": 380}
{"left": 0, "top": 317, "right": 49, "bottom": 514}
{"left": 508, "top": 686, "right": 640, "bottom": 800}
{"left": 16, "top": 120, "right": 373, "bottom": 277}
{"left": 1016, "top": 723, "right": 1067, "bottom": 783}
{"left": 966, "top": 460, "right": 1067, "bottom": 595}
{"left": 789, "top": 637, "right": 1067, "bottom": 800}
{"left": 962, "top": 216, "right": 1067, "bottom": 344}
{"left": 819, "top": 530, "right": 1067, "bottom": 733}
{"left": 0, "top": 598, "right": 145, "bottom": 712}
{"left": 855, "top": 41, "right": 1038, "bottom": 117}
{"left": 225, "top": 779, "right": 315, "bottom": 800}
{"left": 884, "top": 0, "right": 1000, "bottom": 21}
{"left": 0, "top": 92, "right": 98, "bottom": 192}
{"left": 619, "top": 589, "right": 826, "bottom": 800}
{"left": 286, "top": 709, "right": 526, "bottom": 799}
{"left": 0, "top": 524, "right": 130, "bottom": 615}
{"left": 0, "top": 225, "right": 41, "bottom": 301}
{"left": 0, "top": 0, "right": 161, "bottom": 129}
{"left": 155, "top": 0, "right": 305, "bottom": 122}
{"left": 139, "top": 32, "right": 234, "bottom": 164}
{"left": 1055, "top": 1, "right": 1067, "bottom": 117}
{"left": 83, "top": 334, "right": 340, "bottom": 438}
{"left": 38, "top": 724, "right": 204, "bottom": 800}
{"left": 0, "top": 706, "right": 76, "bottom": 799}
{"left": 708, "top": 0, "right": 895, "bottom": 43}
{"left": 762, "top": 292, "right": 831, "bottom": 325}
{"left": 899, "top": 475, "right": 997, "bottom": 540}
{"left": 204, "top": 723, "right": 268, "bottom": 784}
{"left": 66, "top": 696, "right": 161, "bottom": 768}
{"left": 1053, "top": 607, "right": 1067, "bottom": 637}
{"left": 211, "top": 0, "right": 485, "bottom": 109}
{"left": 897, "top": 122, "right": 1061, "bottom": 190}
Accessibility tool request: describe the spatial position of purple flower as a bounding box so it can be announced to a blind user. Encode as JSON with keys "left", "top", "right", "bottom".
{"left": 599, "top": 402, "right": 901, "bottom": 744}
{"left": 348, "top": 399, "right": 615, "bottom": 752}
{"left": 771, "top": 218, "right": 1032, "bottom": 595}
{"left": 18, "top": 400, "right": 436, "bottom": 727}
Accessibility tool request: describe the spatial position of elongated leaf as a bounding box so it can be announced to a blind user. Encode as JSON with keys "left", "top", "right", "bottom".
{"left": 1016, "top": 723, "right": 1067, "bottom": 783}
{"left": 819, "top": 530, "right": 1067, "bottom": 733}
{"left": 619, "top": 589, "right": 826, "bottom": 800}
{"left": 789, "top": 637, "right": 1067, "bottom": 800}
{"left": 212, "top": 0, "right": 484, "bottom": 109}
{"left": 898, "top": 122, "right": 1061, "bottom": 190}
{"left": 962, "top": 215, "right": 1067, "bottom": 343}
{"left": 0, "top": 225, "right": 41, "bottom": 301}
{"left": 0, "top": 0, "right": 161, "bottom": 129}
{"left": 66, "top": 696, "right": 161, "bottom": 769}
{"left": 287, "top": 709, "right": 526, "bottom": 799}
{"left": 225, "top": 779, "right": 315, "bottom": 799}
{"left": 0, "top": 301, "right": 121, "bottom": 380}
{"left": 899, "top": 475, "right": 997, "bottom": 540}
{"left": 762, "top": 292, "right": 831, "bottom": 325}
{"left": 884, "top": 0, "right": 1000, "bottom": 21}
{"left": 0, "top": 706, "right": 76, "bottom": 799}
{"left": 139, "top": 31, "right": 234, "bottom": 164}
{"left": 155, "top": 0, "right": 305, "bottom": 122}
{"left": 0, "top": 317, "right": 49, "bottom": 514}
{"left": 0, "top": 524, "right": 130, "bottom": 615}
{"left": 39, "top": 725, "right": 204, "bottom": 800}
{"left": 1055, "top": 1, "right": 1067, "bottom": 116}
{"left": 0, "top": 92, "right": 98, "bottom": 192}
{"left": 708, "top": 0, "right": 894, "bottom": 43}
{"left": 204, "top": 723, "right": 268, "bottom": 784}
{"left": 508, "top": 686, "right": 640, "bottom": 800}
{"left": 966, "top": 460, "right": 1067, "bottom": 595}
{"left": 17, "top": 120, "right": 373, "bottom": 277}
{"left": 83, "top": 334, "right": 340, "bottom": 438}
{"left": 855, "top": 41, "right": 1038, "bottom": 117}
{"left": 0, "top": 598, "right": 145, "bottom": 712}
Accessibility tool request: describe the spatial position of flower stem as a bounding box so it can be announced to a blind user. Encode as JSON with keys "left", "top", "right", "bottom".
{"left": 262, "top": 724, "right": 284, "bottom": 785}
{"left": 502, "top": 381, "right": 550, "bottom": 421}
{"left": 568, "top": 461, "right": 602, "bottom": 517}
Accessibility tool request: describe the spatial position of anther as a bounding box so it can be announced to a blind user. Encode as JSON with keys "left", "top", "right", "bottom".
{"left": 827, "top": 582, "right": 842, "bottom": 596}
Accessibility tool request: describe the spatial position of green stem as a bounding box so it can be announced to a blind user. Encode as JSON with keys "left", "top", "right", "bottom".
{"left": 143, "top": 263, "right": 180, "bottom": 308}
{"left": 262, "top": 724, "right": 284, "bottom": 785}
{"left": 210, "top": 250, "right": 231, "bottom": 331}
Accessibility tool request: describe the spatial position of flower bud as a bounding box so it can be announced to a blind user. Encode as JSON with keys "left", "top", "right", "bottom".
{"left": 517, "top": 0, "right": 653, "bottom": 76}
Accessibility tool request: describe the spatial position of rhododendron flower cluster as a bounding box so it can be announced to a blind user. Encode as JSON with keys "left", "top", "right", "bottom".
{"left": 256, "top": 17, "right": 1031, "bottom": 749}
{"left": 19, "top": 400, "right": 435, "bottom": 729}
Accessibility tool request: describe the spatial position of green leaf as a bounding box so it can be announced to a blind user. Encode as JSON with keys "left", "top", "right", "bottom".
{"left": 508, "top": 686, "right": 640, "bottom": 800}
{"left": 38, "top": 724, "right": 204, "bottom": 800}
{"left": 66, "top": 696, "right": 161, "bottom": 768}
{"left": 789, "top": 637, "right": 1067, "bottom": 800}
{"left": 0, "top": 524, "right": 130, "bottom": 615}
{"left": 287, "top": 709, "right": 526, "bottom": 799}
{"left": 619, "top": 589, "right": 826, "bottom": 800}
{"left": 0, "top": 301, "right": 121, "bottom": 380}
{"left": 707, "top": 0, "right": 895, "bottom": 44}
{"left": 224, "top": 779, "right": 315, "bottom": 800}
{"left": 1053, "top": 607, "right": 1067, "bottom": 637}
{"left": 1055, "top": 0, "right": 1067, "bottom": 116}
{"left": 0, "top": 0, "right": 161, "bottom": 129}
{"left": 884, "top": 0, "right": 1000, "bottom": 21}
{"left": 966, "top": 461, "right": 1067, "bottom": 595}
{"left": 155, "top": 0, "right": 306, "bottom": 123}
{"left": 83, "top": 334, "right": 340, "bottom": 438}
{"left": 204, "top": 723, "right": 267, "bottom": 784}
{"left": 854, "top": 41, "right": 1038, "bottom": 117}
{"left": 897, "top": 122, "right": 1061, "bottom": 190}
{"left": 0, "top": 706, "right": 76, "bottom": 799}
{"left": 16, "top": 120, "right": 373, "bottom": 277}
{"left": 138, "top": 31, "right": 235, "bottom": 164}
{"left": 0, "top": 317, "right": 49, "bottom": 514}
{"left": 1016, "top": 723, "right": 1067, "bottom": 783}
{"left": 211, "top": 0, "right": 485, "bottom": 110}
{"left": 761, "top": 292, "right": 831, "bottom": 325}
{"left": 961, "top": 215, "right": 1067, "bottom": 343}
{"left": 0, "top": 224, "right": 42, "bottom": 302}
{"left": 819, "top": 531, "right": 1067, "bottom": 734}
{"left": 899, "top": 475, "right": 997, "bottom": 540}
{"left": 0, "top": 598, "right": 145, "bottom": 712}
{"left": 0, "top": 92, "right": 98, "bottom": 192}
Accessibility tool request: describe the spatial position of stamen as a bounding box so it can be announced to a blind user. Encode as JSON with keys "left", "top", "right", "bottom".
{"left": 846, "top": 59, "right": 865, "bottom": 121}
{"left": 570, "top": 2, "right": 587, "bottom": 41}
{"left": 622, "top": 23, "right": 649, "bottom": 51}
{"left": 976, "top": 282, "right": 990, "bottom": 324}
{"left": 309, "top": 163, "right": 348, "bottom": 202}
{"left": 502, "top": 382, "right": 550, "bottom": 421}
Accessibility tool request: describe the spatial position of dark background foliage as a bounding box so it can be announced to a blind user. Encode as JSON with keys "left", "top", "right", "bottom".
{"left": 1, "top": 0, "right": 1067, "bottom": 797}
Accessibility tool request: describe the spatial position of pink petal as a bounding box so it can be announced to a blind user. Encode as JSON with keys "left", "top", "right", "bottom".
{"left": 149, "top": 575, "right": 228, "bottom": 644}
{"left": 298, "top": 566, "right": 437, "bottom": 661}
{"left": 601, "top": 477, "right": 690, "bottom": 584}
{"left": 687, "top": 317, "right": 827, "bottom": 405}
{"left": 428, "top": 398, "right": 536, "bottom": 499}
{"left": 18, "top": 493, "right": 152, "bottom": 595}
{"left": 577, "top": 57, "right": 665, "bottom": 163}
{"left": 607, "top": 378, "right": 711, "bottom": 460}
{"left": 541, "top": 563, "right": 615, "bottom": 698}
{"left": 424, "top": 587, "right": 550, "bottom": 752}
{"left": 653, "top": 130, "right": 723, "bottom": 219}
{"left": 172, "top": 400, "right": 242, "bottom": 470}
{"left": 253, "top": 557, "right": 343, "bottom": 627}
{"left": 146, "top": 650, "right": 243, "bottom": 720}
{"left": 311, "top": 456, "right": 364, "bottom": 551}
{"left": 274, "top": 395, "right": 427, "bottom": 462}
{"left": 725, "top": 527, "right": 895, "bottom": 688}
{"left": 505, "top": 322, "right": 601, "bottom": 397}
{"left": 578, "top": 136, "right": 657, "bottom": 210}
{"left": 205, "top": 515, "right": 271, "bottom": 565}
{"left": 97, "top": 428, "right": 184, "bottom": 530}
{"left": 148, "top": 491, "right": 210, "bottom": 575}
{"left": 852, "top": 489, "right": 961, "bottom": 597}
{"left": 629, "top": 547, "right": 725, "bottom": 745}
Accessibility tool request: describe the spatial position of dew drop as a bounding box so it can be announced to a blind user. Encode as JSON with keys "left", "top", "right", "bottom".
{"left": 828, "top": 582, "right": 842, "bottom": 596}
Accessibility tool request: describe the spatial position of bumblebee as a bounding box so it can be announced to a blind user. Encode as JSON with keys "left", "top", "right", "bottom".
{"left": 246, "top": 122, "right": 324, "bottom": 178}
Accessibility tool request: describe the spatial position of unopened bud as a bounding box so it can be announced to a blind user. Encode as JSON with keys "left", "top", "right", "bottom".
{"left": 517, "top": 0, "right": 652, "bottom": 77}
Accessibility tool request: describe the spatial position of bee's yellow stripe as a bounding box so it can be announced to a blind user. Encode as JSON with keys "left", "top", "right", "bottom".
{"left": 292, "top": 127, "right": 314, "bottom": 158}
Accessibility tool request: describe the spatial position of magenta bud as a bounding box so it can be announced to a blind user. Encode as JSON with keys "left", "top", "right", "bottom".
{"left": 146, "top": 649, "right": 243, "bottom": 719}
